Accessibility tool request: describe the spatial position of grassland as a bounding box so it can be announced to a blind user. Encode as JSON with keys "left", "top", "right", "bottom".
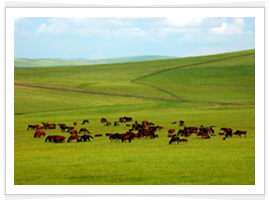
{"left": 14, "top": 49, "right": 255, "bottom": 185}
{"left": 14, "top": 55, "right": 176, "bottom": 68}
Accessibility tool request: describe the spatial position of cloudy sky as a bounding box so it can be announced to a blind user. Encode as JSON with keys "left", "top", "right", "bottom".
{"left": 14, "top": 17, "right": 255, "bottom": 60}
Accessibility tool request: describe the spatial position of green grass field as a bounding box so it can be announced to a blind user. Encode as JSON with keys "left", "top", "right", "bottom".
{"left": 14, "top": 49, "right": 255, "bottom": 185}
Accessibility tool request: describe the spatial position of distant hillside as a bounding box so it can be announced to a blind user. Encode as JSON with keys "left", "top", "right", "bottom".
{"left": 14, "top": 55, "right": 177, "bottom": 68}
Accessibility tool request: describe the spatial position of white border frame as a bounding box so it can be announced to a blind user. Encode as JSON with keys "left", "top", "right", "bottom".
{"left": 6, "top": 7, "right": 265, "bottom": 195}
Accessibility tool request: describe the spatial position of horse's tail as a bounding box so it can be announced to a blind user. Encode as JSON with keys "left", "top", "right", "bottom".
{"left": 45, "top": 136, "right": 48, "bottom": 142}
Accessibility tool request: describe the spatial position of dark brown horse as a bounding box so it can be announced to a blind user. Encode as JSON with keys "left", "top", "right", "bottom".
{"left": 34, "top": 131, "right": 46, "bottom": 138}
{"left": 233, "top": 130, "right": 247, "bottom": 138}
{"left": 67, "top": 135, "right": 80, "bottom": 142}
{"left": 169, "top": 136, "right": 181, "bottom": 144}
{"left": 78, "top": 135, "right": 93, "bottom": 142}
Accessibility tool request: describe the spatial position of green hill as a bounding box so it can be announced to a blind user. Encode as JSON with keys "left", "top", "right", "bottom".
{"left": 14, "top": 55, "right": 177, "bottom": 68}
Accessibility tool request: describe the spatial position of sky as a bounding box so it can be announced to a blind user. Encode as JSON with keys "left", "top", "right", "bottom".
{"left": 14, "top": 17, "right": 255, "bottom": 60}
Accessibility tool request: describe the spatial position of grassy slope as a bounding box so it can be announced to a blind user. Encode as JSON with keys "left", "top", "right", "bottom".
{"left": 14, "top": 49, "right": 255, "bottom": 185}
{"left": 14, "top": 55, "right": 176, "bottom": 68}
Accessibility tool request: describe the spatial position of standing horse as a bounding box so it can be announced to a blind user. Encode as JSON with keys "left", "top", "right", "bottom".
{"left": 169, "top": 136, "right": 181, "bottom": 144}
{"left": 34, "top": 131, "right": 46, "bottom": 138}
{"left": 220, "top": 128, "right": 233, "bottom": 138}
{"left": 233, "top": 130, "right": 247, "bottom": 138}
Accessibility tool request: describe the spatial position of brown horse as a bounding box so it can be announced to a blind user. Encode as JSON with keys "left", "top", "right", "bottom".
{"left": 233, "top": 130, "right": 247, "bottom": 138}
{"left": 34, "top": 131, "right": 46, "bottom": 138}
{"left": 81, "top": 119, "right": 89, "bottom": 125}
{"left": 169, "top": 136, "right": 181, "bottom": 144}
{"left": 67, "top": 135, "right": 80, "bottom": 142}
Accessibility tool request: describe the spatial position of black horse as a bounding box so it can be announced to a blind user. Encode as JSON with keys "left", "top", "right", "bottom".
{"left": 78, "top": 135, "right": 94, "bottom": 142}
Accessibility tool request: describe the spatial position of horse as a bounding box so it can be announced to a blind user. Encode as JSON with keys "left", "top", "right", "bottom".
{"left": 81, "top": 119, "right": 89, "bottom": 125}
{"left": 120, "top": 133, "right": 133, "bottom": 143}
{"left": 79, "top": 128, "right": 90, "bottom": 134}
{"left": 67, "top": 135, "right": 80, "bottom": 142}
{"left": 233, "top": 130, "right": 247, "bottom": 138}
{"left": 220, "top": 128, "right": 233, "bottom": 138}
{"left": 119, "top": 117, "right": 125, "bottom": 123}
{"left": 27, "top": 125, "right": 36, "bottom": 130}
{"left": 69, "top": 130, "right": 78, "bottom": 135}
{"left": 179, "top": 120, "right": 185, "bottom": 126}
{"left": 124, "top": 117, "right": 132, "bottom": 122}
{"left": 101, "top": 118, "right": 107, "bottom": 123}
{"left": 73, "top": 121, "right": 77, "bottom": 126}
{"left": 53, "top": 136, "right": 65, "bottom": 143}
{"left": 109, "top": 133, "right": 121, "bottom": 142}
{"left": 34, "top": 131, "right": 46, "bottom": 138}
{"left": 45, "top": 135, "right": 57, "bottom": 142}
{"left": 78, "top": 135, "right": 93, "bottom": 142}
{"left": 41, "top": 122, "right": 49, "bottom": 129}
{"left": 181, "top": 138, "right": 188, "bottom": 143}
{"left": 169, "top": 136, "right": 181, "bottom": 144}
{"left": 145, "top": 131, "right": 156, "bottom": 139}
{"left": 49, "top": 123, "right": 56, "bottom": 129}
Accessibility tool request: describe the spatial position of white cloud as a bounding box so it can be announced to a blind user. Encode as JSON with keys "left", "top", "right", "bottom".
{"left": 210, "top": 17, "right": 244, "bottom": 35}
{"left": 165, "top": 17, "right": 206, "bottom": 27}
{"left": 14, "top": 17, "right": 23, "bottom": 23}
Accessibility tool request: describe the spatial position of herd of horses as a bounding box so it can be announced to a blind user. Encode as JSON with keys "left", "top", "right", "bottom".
{"left": 28, "top": 117, "right": 247, "bottom": 145}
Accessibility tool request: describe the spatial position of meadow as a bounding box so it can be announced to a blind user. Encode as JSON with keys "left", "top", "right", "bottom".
{"left": 14, "top": 49, "right": 255, "bottom": 185}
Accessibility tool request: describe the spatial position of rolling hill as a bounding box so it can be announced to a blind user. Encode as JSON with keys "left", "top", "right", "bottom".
{"left": 14, "top": 55, "right": 177, "bottom": 68}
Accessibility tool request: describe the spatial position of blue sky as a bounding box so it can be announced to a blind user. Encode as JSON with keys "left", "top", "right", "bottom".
{"left": 14, "top": 17, "right": 255, "bottom": 60}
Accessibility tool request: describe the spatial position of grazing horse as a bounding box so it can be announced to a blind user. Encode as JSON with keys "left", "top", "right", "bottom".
{"left": 169, "top": 136, "right": 181, "bottom": 144}
{"left": 179, "top": 120, "right": 185, "bottom": 126}
{"left": 181, "top": 138, "right": 188, "bottom": 143}
{"left": 120, "top": 133, "right": 133, "bottom": 142}
{"left": 104, "top": 121, "right": 111, "bottom": 126}
{"left": 45, "top": 135, "right": 65, "bottom": 143}
{"left": 233, "top": 130, "right": 247, "bottom": 138}
{"left": 49, "top": 123, "right": 56, "bottom": 129}
{"left": 79, "top": 128, "right": 90, "bottom": 134}
{"left": 78, "top": 135, "right": 93, "bottom": 142}
{"left": 27, "top": 125, "right": 36, "bottom": 130}
{"left": 124, "top": 117, "right": 133, "bottom": 122}
{"left": 81, "top": 119, "right": 89, "bottom": 125}
{"left": 41, "top": 122, "right": 49, "bottom": 129}
{"left": 119, "top": 117, "right": 125, "bottom": 123}
{"left": 110, "top": 133, "right": 121, "bottom": 142}
{"left": 145, "top": 131, "right": 156, "bottom": 139}
{"left": 45, "top": 135, "right": 57, "bottom": 142}
{"left": 34, "top": 131, "right": 46, "bottom": 138}
{"left": 69, "top": 130, "right": 78, "bottom": 135}
{"left": 101, "top": 118, "right": 107, "bottom": 123}
{"left": 220, "top": 128, "right": 233, "bottom": 138}
{"left": 54, "top": 136, "right": 65, "bottom": 143}
{"left": 67, "top": 135, "right": 80, "bottom": 142}
{"left": 35, "top": 125, "right": 43, "bottom": 131}
{"left": 73, "top": 121, "right": 77, "bottom": 126}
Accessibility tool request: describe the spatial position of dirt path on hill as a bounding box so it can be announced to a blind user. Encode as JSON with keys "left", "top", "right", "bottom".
{"left": 15, "top": 52, "right": 254, "bottom": 106}
{"left": 131, "top": 52, "right": 254, "bottom": 102}
{"left": 14, "top": 83, "right": 254, "bottom": 106}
